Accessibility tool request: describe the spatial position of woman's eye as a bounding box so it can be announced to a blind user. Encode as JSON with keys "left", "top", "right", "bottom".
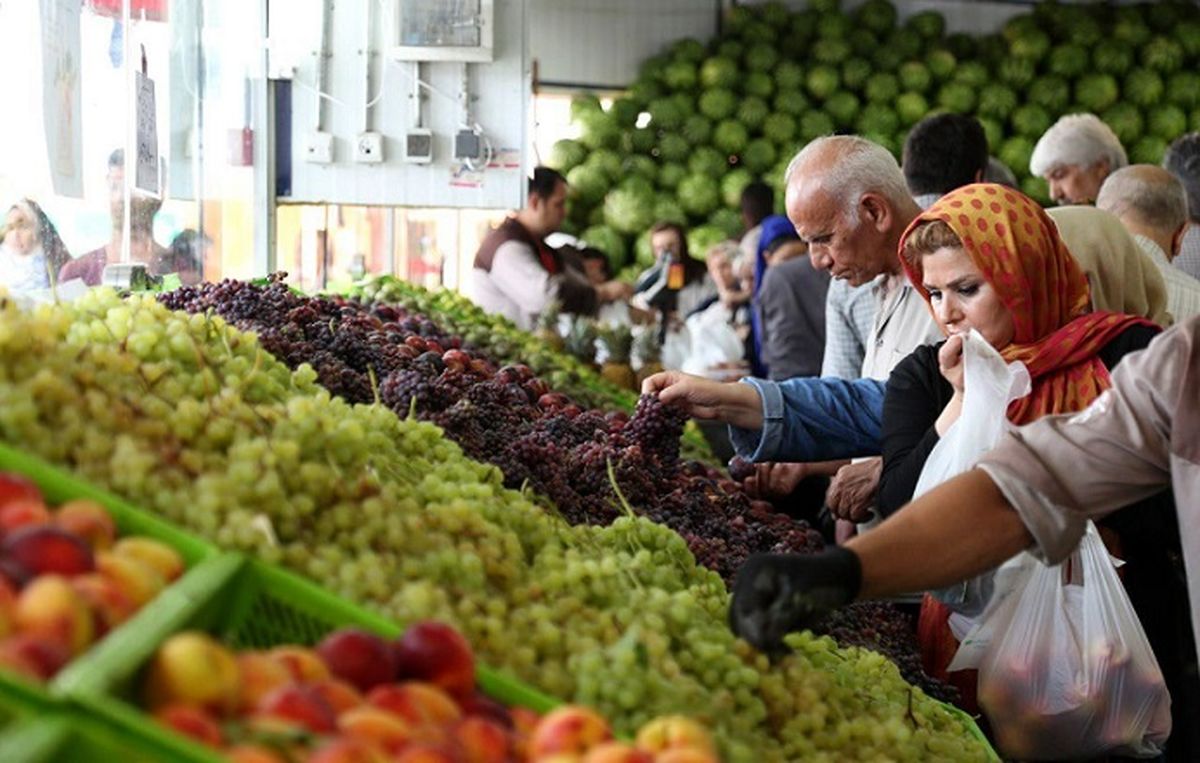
{"left": 928, "top": 290, "right": 942, "bottom": 301}
{"left": 957, "top": 284, "right": 980, "bottom": 297}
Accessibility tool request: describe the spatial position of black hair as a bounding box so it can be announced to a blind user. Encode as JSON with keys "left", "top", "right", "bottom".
{"left": 529, "top": 166, "right": 567, "bottom": 201}
{"left": 1164, "top": 133, "right": 1200, "bottom": 223}
{"left": 740, "top": 181, "right": 774, "bottom": 225}
{"left": 902, "top": 114, "right": 990, "bottom": 197}
{"left": 579, "top": 247, "right": 612, "bottom": 279}
{"left": 764, "top": 230, "right": 800, "bottom": 256}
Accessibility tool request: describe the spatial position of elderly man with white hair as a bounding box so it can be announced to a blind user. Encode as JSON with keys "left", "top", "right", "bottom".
{"left": 1030, "top": 113, "right": 1127, "bottom": 205}
{"left": 1097, "top": 164, "right": 1200, "bottom": 322}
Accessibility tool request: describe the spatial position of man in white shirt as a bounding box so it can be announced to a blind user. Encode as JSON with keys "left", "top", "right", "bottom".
{"left": 1030, "top": 113, "right": 1127, "bottom": 206}
{"left": 469, "top": 167, "right": 629, "bottom": 330}
{"left": 1097, "top": 165, "right": 1200, "bottom": 322}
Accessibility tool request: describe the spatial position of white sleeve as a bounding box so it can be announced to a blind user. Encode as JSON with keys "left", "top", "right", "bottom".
{"left": 490, "top": 241, "right": 556, "bottom": 316}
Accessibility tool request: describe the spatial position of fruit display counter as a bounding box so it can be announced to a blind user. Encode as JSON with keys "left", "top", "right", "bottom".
{"left": 0, "top": 287, "right": 994, "bottom": 760}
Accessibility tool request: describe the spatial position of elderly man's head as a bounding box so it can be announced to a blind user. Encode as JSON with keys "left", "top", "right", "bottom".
{"left": 1030, "top": 114, "right": 1127, "bottom": 206}
{"left": 784, "top": 135, "right": 917, "bottom": 286}
{"left": 1163, "top": 132, "right": 1200, "bottom": 225}
{"left": 1096, "top": 164, "right": 1190, "bottom": 260}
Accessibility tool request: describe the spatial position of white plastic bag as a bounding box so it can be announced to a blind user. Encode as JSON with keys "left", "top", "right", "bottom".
{"left": 679, "top": 302, "right": 744, "bottom": 376}
{"left": 976, "top": 523, "right": 1172, "bottom": 760}
{"left": 913, "top": 331, "right": 1030, "bottom": 617}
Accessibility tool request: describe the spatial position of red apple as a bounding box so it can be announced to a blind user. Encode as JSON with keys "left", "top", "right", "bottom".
{"left": 316, "top": 627, "right": 396, "bottom": 692}
{"left": 392, "top": 621, "right": 476, "bottom": 700}
{"left": 0, "top": 475, "right": 42, "bottom": 510}
{"left": 256, "top": 683, "right": 338, "bottom": 733}
{"left": 153, "top": 703, "right": 224, "bottom": 748}
{"left": 53, "top": 500, "right": 117, "bottom": 550}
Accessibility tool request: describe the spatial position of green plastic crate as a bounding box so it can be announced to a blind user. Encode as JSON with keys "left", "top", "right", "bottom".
{"left": 0, "top": 713, "right": 173, "bottom": 763}
{"left": 60, "top": 553, "right": 562, "bottom": 762}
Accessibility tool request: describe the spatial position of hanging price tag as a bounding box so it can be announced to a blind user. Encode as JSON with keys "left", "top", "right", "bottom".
{"left": 134, "top": 68, "right": 160, "bottom": 196}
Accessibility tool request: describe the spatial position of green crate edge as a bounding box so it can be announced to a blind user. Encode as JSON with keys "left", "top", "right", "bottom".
{"left": 61, "top": 553, "right": 562, "bottom": 763}
{"left": 0, "top": 442, "right": 218, "bottom": 566}
{"left": 943, "top": 703, "right": 999, "bottom": 762}
{"left": 0, "top": 711, "right": 187, "bottom": 763}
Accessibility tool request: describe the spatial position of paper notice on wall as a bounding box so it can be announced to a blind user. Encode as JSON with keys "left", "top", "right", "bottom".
{"left": 487, "top": 148, "right": 520, "bottom": 170}
{"left": 39, "top": 0, "right": 83, "bottom": 198}
{"left": 449, "top": 163, "right": 484, "bottom": 189}
{"left": 135, "top": 69, "right": 160, "bottom": 196}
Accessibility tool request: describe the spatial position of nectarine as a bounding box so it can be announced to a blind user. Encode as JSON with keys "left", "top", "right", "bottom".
{"left": 144, "top": 631, "right": 241, "bottom": 715}
{"left": 153, "top": 703, "right": 224, "bottom": 748}
{"left": 53, "top": 500, "right": 117, "bottom": 550}
{"left": 112, "top": 537, "right": 185, "bottom": 582}
{"left": 367, "top": 682, "right": 462, "bottom": 728}
{"left": 337, "top": 705, "right": 415, "bottom": 754}
{"left": 393, "top": 621, "right": 476, "bottom": 700}
{"left": 256, "top": 683, "right": 338, "bottom": 733}
{"left": 15, "top": 575, "right": 93, "bottom": 655}
{"left": 529, "top": 706, "right": 611, "bottom": 757}
{"left": 3, "top": 525, "right": 94, "bottom": 577}
{"left": 317, "top": 628, "right": 396, "bottom": 693}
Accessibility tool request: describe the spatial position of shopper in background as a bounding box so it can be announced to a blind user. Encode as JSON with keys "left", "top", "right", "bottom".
{"left": 1097, "top": 165, "right": 1200, "bottom": 322}
{"left": 738, "top": 181, "right": 774, "bottom": 263}
{"left": 756, "top": 223, "right": 829, "bottom": 381}
{"left": 59, "top": 149, "right": 169, "bottom": 287}
{"left": 0, "top": 199, "right": 71, "bottom": 294}
{"left": 1162, "top": 132, "right": 1200, "bottom": 280}
{"left": 162, "top": 229, "right": 209, "bottom": 287}
{"left": 632, "top": 221, "right": 715, "bottom": 320}
{"left": 470, "top": 167, "right": 630, "bottom": 330}
{"left": 1029, "top": 113, "right": 1127, "bottom": 205}
{"left": 901, "top": 114, "right": 990, "bottom": 210}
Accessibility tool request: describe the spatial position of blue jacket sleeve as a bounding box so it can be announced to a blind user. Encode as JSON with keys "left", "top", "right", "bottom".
{"left": 728, "top": 376, "right": 886, "bottom": 463}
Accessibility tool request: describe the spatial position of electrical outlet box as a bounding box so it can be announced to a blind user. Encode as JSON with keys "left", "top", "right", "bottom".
{"left": 404, "top": 129, "right": 434, "bottom": 164}
{"left": 355, "top": 132, "right": 384, "bottom": 163}
{"left": 454, "top": 129, "right": 482, "bottom": 161}
{"left": 306, "top": 131, "right": 334, "bottom": 163}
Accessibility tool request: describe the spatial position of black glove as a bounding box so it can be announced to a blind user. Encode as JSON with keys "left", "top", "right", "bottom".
{"left": 729, "top": 548, "right": 862, "bottom": 656}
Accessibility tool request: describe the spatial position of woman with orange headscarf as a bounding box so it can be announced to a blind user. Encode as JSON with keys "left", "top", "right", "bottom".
{"left": 877, "top": 184, "right": 1196, "bottom": 750}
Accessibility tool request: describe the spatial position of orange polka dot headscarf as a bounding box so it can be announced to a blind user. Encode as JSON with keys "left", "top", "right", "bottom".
{"left": 897, "top": 183, "right": 1156, "bottom": 424}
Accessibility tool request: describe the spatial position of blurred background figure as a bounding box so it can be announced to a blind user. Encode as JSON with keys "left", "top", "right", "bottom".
{"left": 738, "top": 181, "right": 775, "bottom": 263}
{"left": 0, "top": 199, "right": 72, "bottom": 294}
{"left": 1163, "top": 132, "right": 1200, "bottom": 281}
{"left": 162, "top": 229, "right": 211, "bottom": 287}
{"left": 901, "top": 113, "right": 990, "bottom": 210}
{"left": 1030, "top": 113, "right": 1127, "bottom": 205}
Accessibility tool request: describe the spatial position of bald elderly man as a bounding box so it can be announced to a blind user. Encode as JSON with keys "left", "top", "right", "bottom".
{"left": 1098, "top": 165, "right": 1200, "bottom": 322}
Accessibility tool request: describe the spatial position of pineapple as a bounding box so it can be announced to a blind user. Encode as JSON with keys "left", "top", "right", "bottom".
{"left": 535, "top": 301, "right": 565, "bottom": 352}
{"left": 564, "top": 316, "right": 599, "bottom": 368}
{"left": 633, "top": 323, "right": 664, "bottom": 387}
{"left": 598, "top": 324, "right": 637, "bottom": 391}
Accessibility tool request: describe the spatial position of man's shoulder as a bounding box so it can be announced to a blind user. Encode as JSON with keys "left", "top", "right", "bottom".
{"left": 59, "top": 248, "right": 106, "bottom": 276}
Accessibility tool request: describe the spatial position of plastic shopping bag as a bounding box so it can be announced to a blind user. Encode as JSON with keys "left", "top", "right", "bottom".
{"left": 680, "top": 302, "right": 744, "bottom": 376}
{"left": 976, "top": 523, "right": 1172, "bottom": 760}
{"left": 913, "top": 331, "right": 1031, "bottom": 617}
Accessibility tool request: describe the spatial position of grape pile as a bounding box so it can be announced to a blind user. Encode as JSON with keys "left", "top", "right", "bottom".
{"left": 160, "top": 277, "right": 825, "bottom": 583}
{"left": 0, "top": 290, "right": 990, "bottom": 761}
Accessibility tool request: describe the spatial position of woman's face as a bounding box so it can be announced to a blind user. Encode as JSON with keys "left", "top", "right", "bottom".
{"left": 2, "top": 207, "right": 36, "bottom": 255}
{"left": 707, "top": 253, "right": 734, "bottom": 288}
{"left": 651, "top": 229, "right": 683, "bottom": 260}
{"left": 921, "top": 246, "right": 1015, "bottom": 350}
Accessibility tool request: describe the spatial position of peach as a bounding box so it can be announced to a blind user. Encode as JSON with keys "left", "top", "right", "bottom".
{"left": 53, "top": 500, "right": 116, "bottom": 550}
{"left": 633, "top": 716, "right": 715, "bottom": 755}
{"left": 529, "top": 706, "right": 611, "bottom": 757}
{"left": 311, "top": 677, "right": 364, "bottom": 715}
{"left": 306, "top": 737, "right": 389, "bottom": 763}
{"left": 582, "top": 742, "right": 654, "bottom": 763}
{"left": 228, "top": 744, "right": 289, "bottom": 763}
{"left": 236, "top": 651, "right": 294, "bottom": 712}
{"left": 392, "top": 744, "right": 460, "bottom": 763}
{"left": 15, "top": 575, "right": 93, "bottom": 655}
{"left": 0, "top": 498, "right": 50, "bottom": 534}
{"left": 0, "top": 633, "right": 69, "bottom": 680}
{"left": 461, "top": 693, "right": 513, "bottom": 729}
{"left": 0, "top": 578, "right": 16, "bottom": 637}
{"left": 268, "top": 645, "right": 331, "bottom": 683}
{"left": 0, "top": 474, "right": 42, "bottom": 509}
{"left": 511, "top": 706, "right": 541, "bottom": 759}
{"left": 143, "top": 631, "right": 241, "bottom": 715}
{"left": 0, "top": 558, "right": 30, "bottom": 590}
{"left": 316, "top": 627, "right": 396, "bottom": 692}
{"left": 71, "top": 573, "right": 137, "bottom": 634}
{"left": 153, "top": 703, "right": 224, "bottom": 748}
{"left": 256, "top": 683, "right": 338, "bottom": 733}
{"left": 653, "top": 749, "right": 720, "bottom": 763}
{"left": 367, "top": 682, "right": 462, "bottom": 729}
{"left": 111, "top": 537, "right": 185, "bottom": 582}
{"left": 96, "top": 551, "right": 165, "bottom": 606}
{"left": 454, "top": 715, "right": 512, "bottom": 763}
{"left": 393, "top": 621, "right": 476, "bottom": 700}
{"left": 337, "top": 705, "right": 415, "bottom": 754}
{"left": 2, "top": 525, "right": 94, "bottom": 577}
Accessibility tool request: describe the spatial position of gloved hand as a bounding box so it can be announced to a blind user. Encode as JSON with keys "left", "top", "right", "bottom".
{"left": 729, "top": 548, "right": 863, "bottom": 656}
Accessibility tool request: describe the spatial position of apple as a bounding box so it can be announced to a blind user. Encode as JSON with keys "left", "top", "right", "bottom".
{"left": 96, "top": 551, "right": 165, "bottom": 606}
{"left": 367, "top": 682, "right": 462, "bottom": 728}
{"left": 633, "top": 716, "right": 715, "bottom": 755}
{"left": 0, "top": 499, "right": 51, "bottom": 534}
{"left": 454, "top": 715, "right": 512, "bottom": 763}
{"left": 236, "top": 651, "right": 295, "bottom": 713}
{"left": 153, "top": 703, "right": 224, "bottom": 748}
{"left": 316, "top": 627, "right": 396, "bottom": 692}
{"left": 2, "top": 525, "right": 95, "bottom": 577}
{"left": 15, "top": 575, "right": 93, "bottom": 656}
{"left": 269, "top": 645, "right": 331, "bottom": 683}
{"left": 111, "top": 537, "right": 185, "bottom": 582}
{"left": 529, "top": 706, "right": 611, "bottom": 757}
{"left": 71, "top": 573, "right": 137, "bottom": 634}
{"left": 0, "top": 633, "right": 70, "bottom": 680}
{"left": 144, "top": 631, "right": 241, "bottom": 715}
{"left": 306, "top": 737, "right": 389, "bottom": 763}
{"left": 53, "top": 500, "right": 117, "bottom": 549}
{"left": 582, "top": 742, "right": 654, "bottom": 763}
{"left": 256, "top": 683, "right": 338, "bottom": 733}
{"left": 0, "top": 474, "right": 42, "bottom": 509}
{"left": 337, "top": 705, "right": 415, "bottom": 754}
{"left": 392, "top": 621, "right": 476, "bottom": 700}
{"left": 311, "top": 677, "right": 364, "bottom": 715}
